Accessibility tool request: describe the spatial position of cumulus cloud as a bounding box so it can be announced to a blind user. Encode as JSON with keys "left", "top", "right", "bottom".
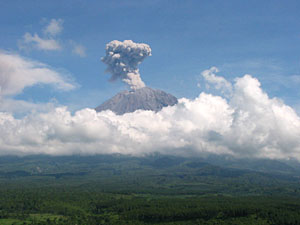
{"left": 101, "top": 40, "right": 151, "bottom": 90}
{"left": 0, "top": 68, "right": 299, "bottom": 160}
{"left": 201, "top": 67, "right": 232, "bottom": 96}
{"left": 0, "top": 51, "right": 75, "bottom": 97}
{"left": 43, "top": 19, "right": 63, "bottom": 37}
{"left": 0, "top": 98, "right": 57, "bottom": 117}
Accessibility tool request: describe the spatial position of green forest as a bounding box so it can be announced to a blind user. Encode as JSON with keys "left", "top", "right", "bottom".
{"left": 0, "top": 154, "right": 300, "bottom": 224}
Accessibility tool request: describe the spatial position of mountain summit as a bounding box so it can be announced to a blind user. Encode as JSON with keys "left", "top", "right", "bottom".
{"left": 95, "top": 87, "right": 178, "bottom": 115}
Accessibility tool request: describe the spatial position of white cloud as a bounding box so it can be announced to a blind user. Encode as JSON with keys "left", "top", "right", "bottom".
{"left": 294, "top": 103, "right": 300, "bottom": 116}
{"left": 43, "top": 19, "right": 63, "bottom": 37}
{"left": 20, "top": 19, "right": 63, "bottom": 51}
{"left": 227, "top": 75, "right": 300, "bottom": 159}
{"left": 72, "top": 44, "right": 86, "bottom": 57}
{"left": 0, "top": 51, "right": 75, "bottom": 97}
{"left": 201, "top": 67, "right": 232, "bottom": 96}
{"left": 0, "top": 98, "right": 57, "bottom": 117}
{"left": 0, "top": 68, "right": 299, "bottom": 160}
{"left": 20, "top": 18, "right": 88, "bottom": 57}
{"left": 22, "top": 33, "right": 61, "bottom": 51}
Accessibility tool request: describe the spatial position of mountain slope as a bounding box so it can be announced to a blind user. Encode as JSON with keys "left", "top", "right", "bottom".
{"left": 95, "top": 87, "right": 178, "bottom": 115}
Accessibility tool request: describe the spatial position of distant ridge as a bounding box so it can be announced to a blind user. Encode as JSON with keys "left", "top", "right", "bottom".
{"left": 95, "top": 87, "right": 178, "bottom": 115}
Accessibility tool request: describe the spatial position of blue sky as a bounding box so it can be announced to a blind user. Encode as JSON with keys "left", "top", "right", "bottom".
{"left": 1, "top": 0, "right": 300, "bottom": 112}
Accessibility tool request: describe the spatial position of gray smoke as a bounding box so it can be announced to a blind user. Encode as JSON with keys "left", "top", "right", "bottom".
{"left": 101, "top": 40, "right": 151, "bottom": 90}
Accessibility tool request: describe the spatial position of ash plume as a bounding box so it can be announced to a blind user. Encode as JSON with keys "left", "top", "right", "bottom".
{"left": 101, "top": 40, "right": 151, "bottom": 90}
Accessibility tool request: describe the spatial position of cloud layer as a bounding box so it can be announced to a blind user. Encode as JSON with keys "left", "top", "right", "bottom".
{"left": 101, "top": 40, "right": 151, "bottom": 90}
{"left": 0, "top": 68, "right": 299, "bottom": 160}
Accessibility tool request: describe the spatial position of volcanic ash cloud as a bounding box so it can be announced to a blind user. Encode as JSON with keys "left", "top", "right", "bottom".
{"left": 101, "top": 40, "right": 151, "bottom": 90}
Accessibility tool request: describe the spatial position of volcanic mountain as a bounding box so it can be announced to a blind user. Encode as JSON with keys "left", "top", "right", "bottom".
{"left": 95, "top": 87, "right": 178, "bottom": 115}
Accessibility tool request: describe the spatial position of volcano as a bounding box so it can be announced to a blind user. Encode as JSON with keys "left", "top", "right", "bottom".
{"left": 95, "top": 87, "right": 178, "bottom": 115}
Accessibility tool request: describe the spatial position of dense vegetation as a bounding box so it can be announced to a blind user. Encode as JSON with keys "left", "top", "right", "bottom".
{"left": 0, "top": 154, "right": 300, "bottom": 224}
{"left": 1, "top": 188, "right": 300, "bottom": 224}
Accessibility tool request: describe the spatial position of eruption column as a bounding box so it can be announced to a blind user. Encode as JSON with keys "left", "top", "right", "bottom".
{"left": 101, "top": 40, "right": 151, "bottom": 90}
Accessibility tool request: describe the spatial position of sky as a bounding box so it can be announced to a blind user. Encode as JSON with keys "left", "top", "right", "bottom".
{"left": 0, "top": 0, "right": 300, "bottom": 159}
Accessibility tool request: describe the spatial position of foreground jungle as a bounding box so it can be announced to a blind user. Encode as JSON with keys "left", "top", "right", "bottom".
{"left": 1, "top": 154, "right": 300, "bottom": 224}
